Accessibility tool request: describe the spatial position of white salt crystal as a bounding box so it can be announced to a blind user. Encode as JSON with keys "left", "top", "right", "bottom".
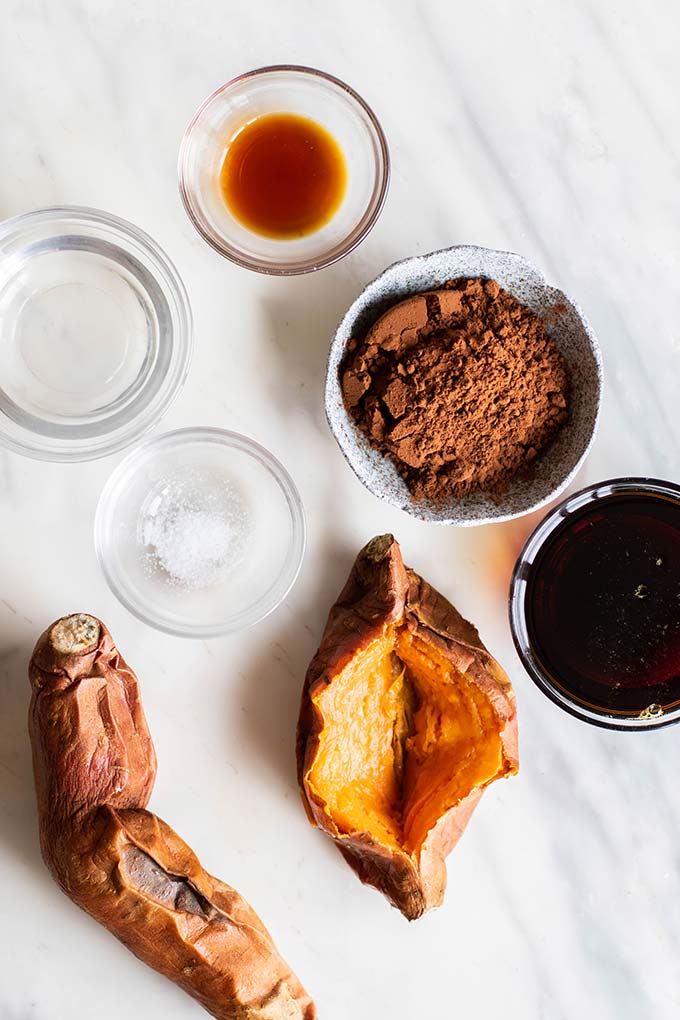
{"left": 143, "top": 472, "right": 249, "bottom": 590}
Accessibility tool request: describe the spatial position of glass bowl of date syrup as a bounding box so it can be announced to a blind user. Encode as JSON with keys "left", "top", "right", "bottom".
{"left": 510, "top": 478, "right": 680, "bottom": 731}
{"left": 178, "top": 65, "right": 389, "bottom": 274}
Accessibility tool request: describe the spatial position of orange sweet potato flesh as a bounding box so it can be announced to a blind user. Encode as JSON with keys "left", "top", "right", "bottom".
{"left": 29, "top": 615, "right": 316, "bottom": 1020}
{"left": 297, "top": 535, "right": 518, "bottom": 920}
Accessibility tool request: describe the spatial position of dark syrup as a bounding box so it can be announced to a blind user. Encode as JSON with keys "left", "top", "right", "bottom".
{"left": 525, "top": 492, "right": 680, "bottom": 715}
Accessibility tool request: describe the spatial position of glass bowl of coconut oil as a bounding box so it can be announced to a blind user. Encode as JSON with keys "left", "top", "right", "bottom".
{"left": 0, "top": 207, "right": 192, "bottom": 460}
{"left": 95, "top": 427, "right": 306, "bottom": 637}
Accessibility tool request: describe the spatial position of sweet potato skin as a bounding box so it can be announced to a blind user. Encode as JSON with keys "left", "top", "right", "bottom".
{"left": 297, "top": 535, "right": 518, "bottom": 920}
{"left": 29, "top": 616, "right": 316, "bottom": 1020}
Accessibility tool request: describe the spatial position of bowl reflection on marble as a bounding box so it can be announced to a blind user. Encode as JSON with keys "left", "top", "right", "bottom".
{"left": 325, "top": 245, "right": 603, "bottom": 526}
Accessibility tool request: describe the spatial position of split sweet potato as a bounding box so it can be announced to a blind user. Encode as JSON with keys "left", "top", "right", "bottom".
{"left": 29, "top": 614, "right": 315, "bottom": 1020}
{"left": 297, "top": 535, "right": 518, "bottom": 920}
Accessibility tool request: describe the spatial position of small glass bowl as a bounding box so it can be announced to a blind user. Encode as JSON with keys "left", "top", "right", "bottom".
{"left": 509, "top": 477, "right": 680, "bottom": 731}
{"left": 0, "top": 207, "right": 192, "bottom": 461}
{"left": 95, "top": 428, "right": 306, "bottom": 638}
{"left": 178, "top": 65, "right": 390, "bottom": 275}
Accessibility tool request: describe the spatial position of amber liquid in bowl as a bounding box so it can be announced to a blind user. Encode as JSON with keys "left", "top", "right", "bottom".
{"left": 525, "top": 491, "right": 680, "bottom": 716}
{"left": 220, "top": 112, "right": 347, "bottom": 239}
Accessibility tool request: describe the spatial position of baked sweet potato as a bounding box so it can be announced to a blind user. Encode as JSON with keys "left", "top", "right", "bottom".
{"left": 29, "top": 614, "right": 315, "bottom": 1020}
{"left": 297, "top": 535, "right": 518, "bottom": 920}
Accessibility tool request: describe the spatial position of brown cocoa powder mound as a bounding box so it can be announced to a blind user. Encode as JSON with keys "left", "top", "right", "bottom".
{"left": 341, "top": 277, "right": 570, "bottom": 503}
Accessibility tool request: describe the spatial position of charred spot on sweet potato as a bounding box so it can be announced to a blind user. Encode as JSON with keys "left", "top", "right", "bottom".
{"left": 120, "top": 845, "right": 220, "bottom": 920}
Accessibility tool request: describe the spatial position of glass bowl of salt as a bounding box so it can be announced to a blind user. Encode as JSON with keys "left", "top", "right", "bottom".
{"left": 95, "top": 427, "right": 306, "bottom": 637}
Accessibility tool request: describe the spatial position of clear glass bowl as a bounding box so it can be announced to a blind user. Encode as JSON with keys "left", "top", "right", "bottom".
{"left": 509, "top": 477, "right": 680, "bottom": 731}
{"left": 178, "top": 65, "right": 390, "bottom": 275}
{"left": 95, "top": 428, "right": 306, "bottom": 638}
{"left": 0, "top": 207, "right": 193, "bottom": 461}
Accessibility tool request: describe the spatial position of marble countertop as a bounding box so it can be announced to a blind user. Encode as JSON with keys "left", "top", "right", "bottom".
{"left": 1, "top": 2, "right": 679, "bottom": 1018}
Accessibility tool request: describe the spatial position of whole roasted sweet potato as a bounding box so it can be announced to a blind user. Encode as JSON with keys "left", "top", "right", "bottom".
{"left": 297, "top": 535, "right": 518, "bottom": 921}
{"left": 29, "top": 614, "right": 315, "bottom": 1020}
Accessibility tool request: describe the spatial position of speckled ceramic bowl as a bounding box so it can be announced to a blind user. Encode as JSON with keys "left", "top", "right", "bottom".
{"left": 326, "top": 245, "right": 603, "bottom": 525}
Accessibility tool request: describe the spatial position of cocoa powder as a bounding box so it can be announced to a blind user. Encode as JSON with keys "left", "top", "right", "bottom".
{"left": 341, "top": 278, "right": 570, "bottom": 502}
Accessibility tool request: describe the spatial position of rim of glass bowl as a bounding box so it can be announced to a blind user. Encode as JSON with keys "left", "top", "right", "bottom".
{"left": 509, "top": 476, "right": 680, "bottom": 732}
{"left": 0, "top": 205, "right": 193, "bottom": 462}
{"left": 178, "top": 64, "right": 390, "bottom": 275}
{"left": 94, "top": 427, "right": 307, "bottom": 638}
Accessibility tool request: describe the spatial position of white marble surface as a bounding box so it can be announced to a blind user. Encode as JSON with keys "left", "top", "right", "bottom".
{"left": 1, "top": 2, "right": 679, "bottom": 1017}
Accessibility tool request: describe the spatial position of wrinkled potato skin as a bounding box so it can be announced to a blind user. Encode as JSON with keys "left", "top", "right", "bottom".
{"left": 297, "top": 535, "right": 518, "bottom": 920}
{"left": 29, "top": 617, "right": 316, "bottom": 1020}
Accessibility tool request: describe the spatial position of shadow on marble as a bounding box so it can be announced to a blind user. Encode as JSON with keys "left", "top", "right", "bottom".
{"left": 236, "top": 270, "right": 375, "bottom": 796}
{"left": 234, "top": 532, "right": 358, "bottom": 799}
{"left": 259, "top": 267, "right": 367, "bottom": 430}
{"left": 0, "top": 641, "right": 45, "bottom": 876}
